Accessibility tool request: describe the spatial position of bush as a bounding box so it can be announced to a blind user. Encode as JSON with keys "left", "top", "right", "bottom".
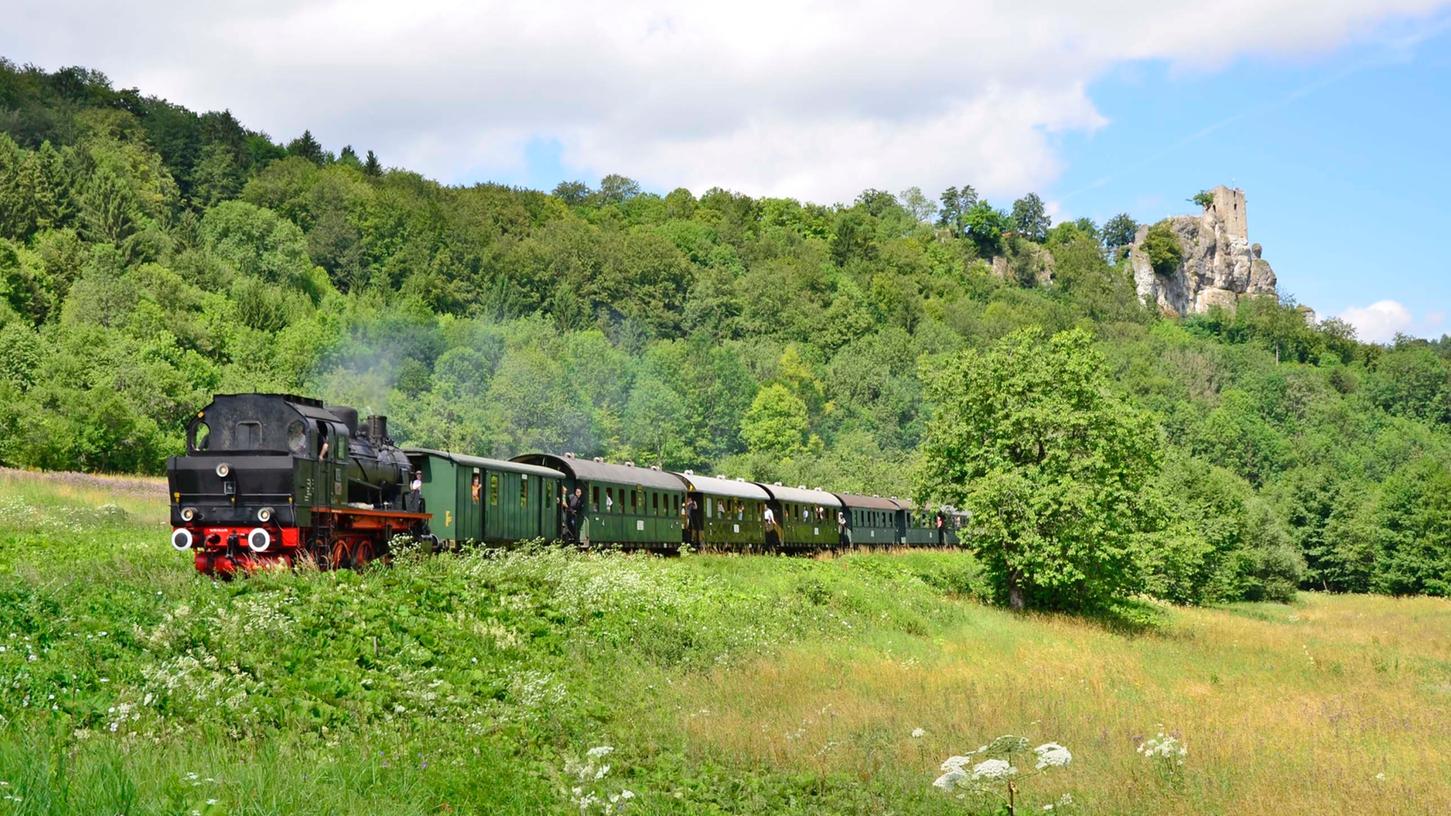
{"left": 1143, "top": 221, "right": 1183, "bottom": 276}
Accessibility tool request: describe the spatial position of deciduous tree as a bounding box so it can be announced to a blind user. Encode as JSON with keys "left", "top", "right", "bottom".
{"left": 917, "top": 327, "right": 1160, "bottom": 611}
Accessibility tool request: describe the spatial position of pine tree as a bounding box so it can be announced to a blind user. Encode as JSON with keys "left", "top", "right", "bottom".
{"left": 78, "top": 166, "right": 140, "bottom": 248}
{"left": 363, "top": 150, "right": 382, "bottom": 177}
{"left": 286, "top": 130, "right": 325, "bottom": 165}
{"left": 189, "top": 143, "right": 240, "bottom": 208}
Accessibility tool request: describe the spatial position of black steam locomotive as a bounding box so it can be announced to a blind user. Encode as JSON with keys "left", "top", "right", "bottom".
{"left": 166, "top": 393, "right": 429, "bottom": 575}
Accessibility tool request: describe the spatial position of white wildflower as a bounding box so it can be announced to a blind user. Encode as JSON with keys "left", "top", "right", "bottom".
{"left": 970, "top": 758, "right": 1016, "bottom": 780}
{"left": 940, "top": 755, "right": 972, "bottom": 771}
{"left": 586, "top": 745, "right": 614, "bottom": 760}
{"left": 1033, "top": 742, "right": 1072, "bottom": 769}
{"left": 206, "top": 799, "right": 218, "bottom": 805}
{"left": 1137, "top": 732, "right": 1187, "bottom": 765}
{"left": 932, "top": 768, "right": 967, "bottom": 791}
{"left": 911, "top": 727, "right": 926, "bottom": 739}
{"left": 1375, "top": 772, "right": 1386, "bottom": 782}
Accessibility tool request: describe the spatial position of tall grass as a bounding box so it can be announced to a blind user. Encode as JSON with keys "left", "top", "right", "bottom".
{"left": 0, "top": 470, "right": 1445, "bottom": 814}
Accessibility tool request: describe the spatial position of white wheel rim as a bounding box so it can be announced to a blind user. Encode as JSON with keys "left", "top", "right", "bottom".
{"left": 171, "top": 528, "right": 193, "bottom": 551}
{"left": 247, "top": 528, "right": 270, "bottom": 553}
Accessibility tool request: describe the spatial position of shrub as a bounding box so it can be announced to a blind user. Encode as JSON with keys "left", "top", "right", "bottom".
{"left": 1143, "top": 222, "right": 1183, "bottom": 276}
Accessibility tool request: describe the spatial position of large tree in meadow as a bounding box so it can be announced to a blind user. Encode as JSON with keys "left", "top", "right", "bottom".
{"left": 917, "top": 328, "right": 1160, "bottom": 611}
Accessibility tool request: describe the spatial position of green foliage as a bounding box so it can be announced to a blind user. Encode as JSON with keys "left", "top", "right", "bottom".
{"left": 962, "top": 200, "right": 1012, "bottom": 257}
{"left": 1369, "top": 455, "right": 1451, "bottom": 596}
{"left": 936, "top": 184, "right": 977, "bottom": 236}
{"left": 1368, "top": 343, "right": 1450, "bottom": 423}
{"left": 741, "top": 383, "right": 810, "bottom": 457}
{"left": 1143, "top": 221, "right": 1183, "bottom": 276}
{"left": 1101, "top": 213, "right": 1138, "bottom": 253}
{"left": 917, "top": 328, "right": 1161, "bottom": 611}
{"left": 1010, "top": 192, "right": 1050, "bottom": 242}
{"left": 1191, "top": 190, "right": 1215, "bottom": 209}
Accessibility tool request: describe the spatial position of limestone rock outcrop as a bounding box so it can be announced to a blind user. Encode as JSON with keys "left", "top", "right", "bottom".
{"left": 1130, "top": 186, "right": 1277, "bottom": 316}
{"left": 990, "top": 244, "right": 1055, "bottom": 287}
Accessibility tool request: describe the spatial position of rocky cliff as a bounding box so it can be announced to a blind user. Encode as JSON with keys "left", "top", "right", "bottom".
{"left": 1130, "top": 186, "right": 1277, "bottom": 315}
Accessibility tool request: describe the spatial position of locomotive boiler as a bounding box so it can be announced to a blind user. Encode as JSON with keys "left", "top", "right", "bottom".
{"left": 166, "top": 393, "right": 429, "bottom": 575}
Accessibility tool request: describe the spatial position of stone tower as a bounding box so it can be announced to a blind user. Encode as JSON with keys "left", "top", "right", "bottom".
{"left": 1129, "top": 186, "right": 1278, "bottom": 316}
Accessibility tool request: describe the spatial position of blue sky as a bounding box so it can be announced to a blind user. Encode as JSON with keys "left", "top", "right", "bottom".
{"left": 5, "top": 1, "right": 1448, "bottom": 340}
{"left": 1047, "top": 27, "right": 1451, "bottom": 338}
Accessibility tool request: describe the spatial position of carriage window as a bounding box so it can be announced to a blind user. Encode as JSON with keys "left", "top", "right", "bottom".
{"left": 489, "top": 474, "right": 500, "bottom": 505}
{"left": 606, "top": 487, "right": 615, "bottom": 512}
{"left": 705, "top": 497, "right": 712, "bottom": 517}
{"left": 520, "top": 476, "right": 529, "bottom": 507}
{"left": 592, "top": 486, "right": 600, "bottom": 511}
{"left": 191, "top": 422, "right": 210, "bottom": 452}
{"left": 632, "top": 489, "right": 639, "bottom": 511}
{"left": 287, "top": 420, "right": 306, "bottom": 455}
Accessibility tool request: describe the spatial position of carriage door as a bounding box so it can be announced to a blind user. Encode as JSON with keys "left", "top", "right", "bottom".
{"left": 466, "top": 467, "right": 482, "bottom": 541}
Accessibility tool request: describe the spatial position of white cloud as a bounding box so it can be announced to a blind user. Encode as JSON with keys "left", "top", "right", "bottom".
{"left": 2, "top": 0, "right": 1447, "bottom": 202}
{"left": 1340, "top": 300, "right": 1415, "bottom": 344}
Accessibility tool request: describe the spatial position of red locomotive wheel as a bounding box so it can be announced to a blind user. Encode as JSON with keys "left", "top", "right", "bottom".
{"left": 352, "top": 538, "right": 375, "bottom": 569}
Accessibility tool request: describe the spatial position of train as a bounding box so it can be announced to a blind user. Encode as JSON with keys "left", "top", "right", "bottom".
{"left": 167, "top": 393, "right": 967, "bottom": 576}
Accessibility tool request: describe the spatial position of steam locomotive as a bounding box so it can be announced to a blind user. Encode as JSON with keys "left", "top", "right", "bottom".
{"left": 168, "top": 393, "right": 969, "bottom": 576}
{"left": 166, "top": 393, "right": 429, "bottom": 575}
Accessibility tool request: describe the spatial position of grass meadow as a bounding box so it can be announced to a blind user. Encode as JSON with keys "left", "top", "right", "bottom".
{"left": 0, "top": 467, "right": 1447, "bottom": 814}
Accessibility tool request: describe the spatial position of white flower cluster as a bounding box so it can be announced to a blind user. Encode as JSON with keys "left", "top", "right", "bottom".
{"left": 1137, "top": 732, "right": 1187, "bottom": 765}
{"left": 1033, "top": 742, "right": 1072, "bottom": 770}
{"left": 566, "top": 746, "right": 635, "bottom": 815}
{"left": 933, "top": 737, "right": 1072, "bottom": 795}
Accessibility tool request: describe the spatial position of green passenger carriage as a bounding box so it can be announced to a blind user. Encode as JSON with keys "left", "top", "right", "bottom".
{"left": 405, "top": 449, "right": 563, "bottom": 546}
{"left": 834, "top": 492, "right": 902, "bottom": 547}
{"left": 512, "top": 454, "right": 685, "bottom": 549}
{"left": 674, "top": 472, "right": 771, "bottom": 550}
{"left": 760, "top": 483, "right": 842, "bottom": 551}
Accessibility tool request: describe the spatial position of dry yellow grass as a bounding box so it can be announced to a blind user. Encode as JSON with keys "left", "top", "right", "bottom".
{"left": 0, "top": 466, "right": 168, "bottom": 527}
{"left": 667, "top": 593, "right": 1451, "bottom": 815}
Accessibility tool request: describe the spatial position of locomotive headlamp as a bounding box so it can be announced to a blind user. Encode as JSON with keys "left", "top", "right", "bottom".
{"left": 171, "top": 528, "right": 193, "bottom": 551}
{"left": 216, "top": 462, "right": 231, "bottom": 478}
{"left": 246, "top": 528, "right": 271, "bottom": 553}
{"left": 257, "top": 507, "right": 274, "bottom": 523}
{"left": 180, "top": 507, "right": 197, "bottom": 522}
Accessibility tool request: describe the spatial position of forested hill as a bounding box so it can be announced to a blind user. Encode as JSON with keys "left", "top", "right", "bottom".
{"left": 0, "top": 60, "right": 1447, "bottom": 601}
